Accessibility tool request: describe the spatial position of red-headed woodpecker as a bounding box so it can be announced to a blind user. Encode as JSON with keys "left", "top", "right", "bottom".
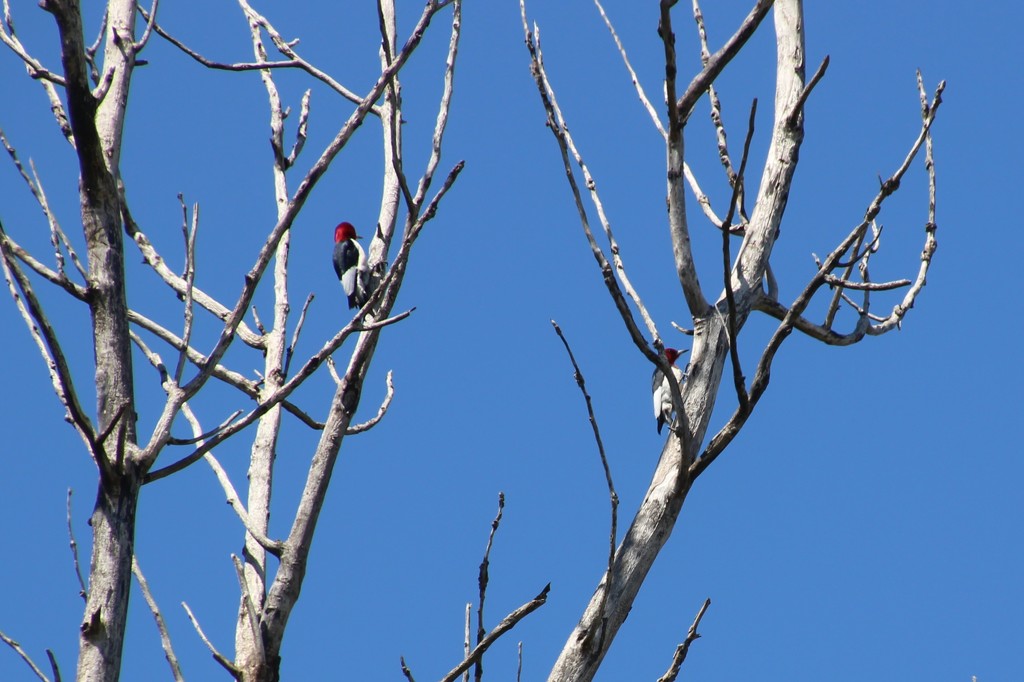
{"left": 332, "top": 221, "right": 369, "bottom": 309}
{"left": 652, "top": 348, "right": 687, "bottom": 434}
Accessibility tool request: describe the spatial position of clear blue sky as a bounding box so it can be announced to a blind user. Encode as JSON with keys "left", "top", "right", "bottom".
{"left": 1, "top": 1, "right": 1020, "bottom": 680}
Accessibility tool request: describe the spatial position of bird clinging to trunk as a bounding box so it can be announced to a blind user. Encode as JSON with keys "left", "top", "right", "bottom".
{"left": 652, "top": 347, "right": 687, "bottom": 434}
{"left": 332, "top": 221, "right": 369, "bottom": 309}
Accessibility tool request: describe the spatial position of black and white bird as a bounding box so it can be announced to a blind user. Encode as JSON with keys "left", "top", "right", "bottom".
{"left": 332, "top": 221, "right": 369, "bottom": 309}
{"left": 652, "top": 348, "right": 687, "bottom": 434}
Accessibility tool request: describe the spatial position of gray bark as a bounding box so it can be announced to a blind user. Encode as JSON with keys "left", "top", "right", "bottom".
{"left": 546, "top": 2, "right": 805, "bottom": 679}
{"left": 43, "top": 0, "right": 141, "bottom": 680}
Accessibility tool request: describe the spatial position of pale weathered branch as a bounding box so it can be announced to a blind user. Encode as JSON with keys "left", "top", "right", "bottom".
{"left": 131, "top": 555, "right": 184, "bottom": 682}
{"left": 284, "top": 292, "right": 314, "bottom": 377}
{"left": 231, "top": 553, "right": 266, "bottom": 666}
{"left": 0, "top": 227, "right": 97, "bottom": 456}
{"left": 542, "top": 4, "right": 806, "bottom": 679}
{"left": 65, "top": 489, "right": 87, "bottom": 601}
{"left": 138, "top": 4, "right": 381, "bottom": 116}
{"left": 594, "top": 0, "right": 665, "bottom": 138}
{"left": 697, "top": 77, "right": 944, "bottom": 479}
{"left": 120, "top": 187, "right": 265, "bottom": 349}
{"left": 411, "top": 0, "right": 462, "bottom": 212}
{"left": 182, "top": 602, "right": 238, "bottom": 676}
{"left": 521, "top": 10, "right": 667, "bottom": 376}
{"left": 659, "top": 0, "right": 710, "bottom": 317}
{"left": 285, "top": 89, "right": 311, "bottom": 169}
{"left": 692, "top": 0, "right": 748, "bottom": 228}
{"left": 463, "top": 603, "right": 472, "bottom": 682}
{"left": 173, "top": 198, "right": 199, "bottom": 384}
{"left": 823, "top": 274, "right": 911, "bottom": 291}
{"left": 0, "top": 3, "right": 74, "bottom": 145}
{"left": 0, "top": 6, "right": 66, "bottom": 85}
{"left": 0, "top": 629, "right": 51, "bottom": 682}
{"left": 143, "top": 306, "right": 416, "bottom": 482}
{"left": 0, "top": 129, "right": 84, "bottom": 279}
{"left": 164, "top": 0, "right": 454, "bottom": 428}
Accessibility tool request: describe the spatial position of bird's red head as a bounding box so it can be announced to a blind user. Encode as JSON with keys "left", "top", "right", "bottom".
{"left": 334, "top": 221, "right": 359, "bottom": 243}
{"left": 665, "top": 348, "right": 682, "bottom": 364}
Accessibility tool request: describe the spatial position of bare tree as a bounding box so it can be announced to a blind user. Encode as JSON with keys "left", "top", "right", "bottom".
{"left": 1, "top": 0, "right": 944, "bottom": 680}
{"left": 518, "top": 0, "right": 943, "bottom": 680}
{"left": 0, "top": 0, "right": 478, "bottom": 680}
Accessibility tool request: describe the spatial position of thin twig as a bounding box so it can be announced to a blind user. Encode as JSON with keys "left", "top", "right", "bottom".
{"left": 675, "top": 0, "right": 775, "bottom": 120}
{"left": 823, "top": 275, "right": 911, "bottom": 291}
{"left": 463, "top": 603, "right": 471, "bottom": 682}
{"left": 551, "top": 320, "right": 617, "bottom": 641}
{"left": 521, "top": 11, "right": 667, "bottom": 374}
{"left": 138, "top": 5, "right": 381, "bottom": 116}
{"left": 166, "top": 409, "right": 243, "bottom": 446}
{"left": 475, "top": 492, "right": 505, "bottom": 682}
{"left": 231, "top": 553, "right": 266, "bottom": 666}
{"left": 720, "top": 99, "right": 757, "bottom": 414}
{"left": 439, "top": 585, "right": 551, "bottom": 682}
{"left": 0, "top": 630, "right": 50, "bottom": 682}
{"left": 132, "top": 555, "right": 185, "bottom": 682}
{"left": 0, "top": 226, "right": 99, "bottom": 462}
{"left": 182, "top": 602, "right": 237, "bottom": 675}
{"left": 786, "top": 54, "right": 830, "bottom": 130}
{"left": 593, "top": 0, "right": 665, "bottom": 138}
{"left": 696, "top": 78, "right": 945, "bottom": 479}
{"left": 657, "top": 598, "right": 711, "bottom": 682}
{"left": 400, "top": 656, "right": 416, "bottom": 682}
{"left": 65, "top": 489, "right": 87, "bottom": 601}
{"left": 284, "top": 292, "right": 314, "bottom": 377}
{"left": 658, "top": 0, "right": 710, "bottom": 319}
{"left": 45, "top": 650, "right": 60, "bottom": 682}
{"left": 173, "top": 198, "right": 199, "bottom": 384}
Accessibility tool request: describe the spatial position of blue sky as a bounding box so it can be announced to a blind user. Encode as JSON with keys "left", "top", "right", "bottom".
{"left": 1, "top": 1, "right": 1020, "bottom": 680}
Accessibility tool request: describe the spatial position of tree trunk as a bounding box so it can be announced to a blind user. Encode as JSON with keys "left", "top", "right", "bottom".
{"left": 76, "top": 470, "right": 141, "bottom": 682}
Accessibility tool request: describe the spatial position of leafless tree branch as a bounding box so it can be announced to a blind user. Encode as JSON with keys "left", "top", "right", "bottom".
{"left": 400, "top": 655, "right": 416, "bottom": 682}
{"left": 65, "top": 489, "right": 87, "bottom": 602}
{"left": 182, "top": 602, "right": 237, "bottom": 676}
{"left": 594, "top": 0, "right": 665, "bottom": 137}
{"left": 473, "top": 492, "right": 505, "bottom": 682}
{"left": 696, "top": 77, "right": 945, "bottom": 479}
{"left": 521, "top": 11, "right": 668, "bottom": 372}
{"left": 658, "top": 0, "right": 710, "bottom": 320}
{"left": 138, "top": 4, "right": 381, "bottom": 116}
{"left": 231, "top": 553, "right": 266, "bottom": 667}
{"left": 0, "top": 226, "right": 97, "bottom": 457}
{"left": 284, "top": 292, "right": 315, "bottom": 377}
{"left": 346, "top": 370, "right": 395, "bottom": 434}
{"left": 439, "top": 585, "right": 551, "bottom": 682}
{"left": 721, "top": 99, "right": 757, "bottom": 413}
{"left": 131, "top": 555, "right": 184, "bottom": 682}
{"left": 675, "top": 0, "right": 774, "bottom": 120}
{"left": 0, "top": 629, "right": 51, "bottom": 682}
{"left": 173, "top": 197, "right": 199, "bottom": 384}
{"left": 656, "top": 598, "right": 711, "bottom": 682}
{"left": 551, "top": 320, "right": 618, "bottom": 651}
